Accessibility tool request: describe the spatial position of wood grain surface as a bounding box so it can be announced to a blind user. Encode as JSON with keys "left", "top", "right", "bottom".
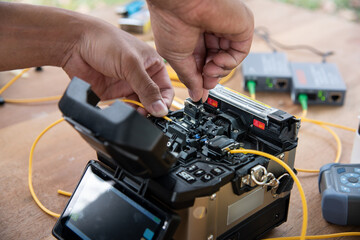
{"left": 0, "top": 0, "right": 359, "bottom": 239}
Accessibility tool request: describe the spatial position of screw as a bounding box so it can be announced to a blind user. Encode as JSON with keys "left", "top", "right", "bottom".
{"left": 207, "top": 235, "right": 214, "bottom": 240}
{"left": 210, "top": 193, "right": 216, "bottom": 201}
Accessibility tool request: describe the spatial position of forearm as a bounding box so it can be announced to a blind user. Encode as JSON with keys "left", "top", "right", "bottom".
{"left": 0, "top": 2, "right": 86, "bottom": 71}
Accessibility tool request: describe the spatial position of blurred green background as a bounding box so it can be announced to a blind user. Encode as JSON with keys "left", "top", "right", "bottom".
{"left": 5, "top": 0, "right": 127, "bottom": 11}
{"left": 278, "top": 0, "right": 360, "bottom": 21}
{"left": 5, "top": 0, "right": 360, "bottom": 22}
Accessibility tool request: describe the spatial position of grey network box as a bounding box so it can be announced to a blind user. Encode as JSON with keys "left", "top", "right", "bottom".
{"left": 290, "top": 62, "right": 346, "bottom": 106}
{"left": 242, "top": 52, "right": 292, "bottom": 92}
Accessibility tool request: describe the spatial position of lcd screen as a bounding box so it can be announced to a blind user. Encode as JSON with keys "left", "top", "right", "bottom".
{"left": 59, "top": 165, "right": 163, "bottom": 240}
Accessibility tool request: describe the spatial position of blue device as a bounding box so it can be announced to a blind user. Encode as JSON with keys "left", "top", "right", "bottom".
{"left": 126, "top": 0, "right": 145, "bottom": 16}
{"left": 319, "top": 163, "right": 360, "bottom": 225}
{"left": 116, "top": 0, "right": 145, "bottom": 16}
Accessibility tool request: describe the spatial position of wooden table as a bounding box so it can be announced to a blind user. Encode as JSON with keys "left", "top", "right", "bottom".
{"left": 1, "top": 0, "right": 360, "bottom": 239}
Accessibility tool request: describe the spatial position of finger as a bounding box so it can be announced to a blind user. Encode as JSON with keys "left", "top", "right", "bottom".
{"left": 202, "top": 89, "right": 209, "bottom": 102}
{"left": 203, "top": 75, "right": 220, "bottom": 90}
{"left": 122, "top": 93, "right": 148, "bottom": 116}
{"left": 219, "top": 37, "right": 231, "bottom": 50}
{"left": 204, "top": 33, "right": 220, "bottom": 53}
{"left": 147, "top": 60, "right": 174, "bottom": 109}
{"left": 165, "top": 33, "right": 206, "bottom": 102}
{"left": 203, "top": 39, "right": 251, "bottom": 83}
{"left": 137, "top": 107, "right": 148, "bottom": 116}
{"left": 99, "top": 76, "right": 135, "bottom": 100}
{"left": 169, "top": 56, "right": 204, "bottom": 101}
{"left": 160, "top": 87, "right": 174, "bottom": 109}
{"left": 124, "top": 56, "right": 168, "bottom": 117}
{"left": 203, "top": 60, "right": 232, "bottom": 77}
{"left": 212, "top": 39, "right": 252, "bottom": 68}
{"left": 193, "top": 32, "right": 206, "bottom": 72}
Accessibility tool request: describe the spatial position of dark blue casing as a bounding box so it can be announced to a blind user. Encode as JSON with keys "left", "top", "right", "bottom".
{"left": 318, "top": 163, "right": 360, "bottom": 225}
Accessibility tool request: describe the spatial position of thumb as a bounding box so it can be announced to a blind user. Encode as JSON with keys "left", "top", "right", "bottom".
{"left": 125, "top": 57, "right": 169, "bottom": 117}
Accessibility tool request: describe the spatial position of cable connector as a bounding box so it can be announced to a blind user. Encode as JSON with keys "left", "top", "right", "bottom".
{"left": 298, "top": 94, "right": 308, "bottom": 118}
{"left": 247, "top": 80, "right": 256, "bottom": 99}
{"left": 298, "top": 94, "right": 308, "bottom": 110}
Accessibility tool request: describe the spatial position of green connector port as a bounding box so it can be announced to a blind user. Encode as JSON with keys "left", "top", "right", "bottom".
{"left": 246, "top": 80, "right": 256, "bottom": 99}
{"left": 298, "top": 93, "right": 308, "bottom": 111}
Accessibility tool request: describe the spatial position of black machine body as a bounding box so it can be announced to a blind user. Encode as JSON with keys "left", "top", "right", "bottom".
{"left": 53, "top": 78, "right": 300, "bottom": 240}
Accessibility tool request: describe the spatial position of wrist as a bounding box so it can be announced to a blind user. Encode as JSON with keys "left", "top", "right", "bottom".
{"left": 48, "top": 7, "right": 88, "bottom": 68}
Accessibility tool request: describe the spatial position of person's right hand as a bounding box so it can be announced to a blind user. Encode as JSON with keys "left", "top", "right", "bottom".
{"left": 61, "top": 14, "right": 173, "bottom": 117}
{"left": 147, "top": 0, "right": 254, "bottom": 101}
{"left": 0, "top": 3, "right": 173, "bottom": 117}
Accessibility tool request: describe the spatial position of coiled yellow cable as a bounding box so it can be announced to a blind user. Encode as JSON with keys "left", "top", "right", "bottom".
{"left": 0, "top": 68, "right": 30, "bottom": 95}
{"left": 263, "top": 232, "right": 360, "bottom": 240}
{"left": 296, "top": 123, "right": 342, "bottom": 173}
{"left": 29, "top": 99, "right": 173, "bottom": 217}
{"left": 5, "top": 96, "right": 61, "bottom": 103}
{"left": 167, "top": 65, "right": 236, "bottom": 87}
{"left": 229, "top": 149, "right": 308, "bottom": 240}
{"left": 29, "top": 118, "right": 65, "bottom": 218}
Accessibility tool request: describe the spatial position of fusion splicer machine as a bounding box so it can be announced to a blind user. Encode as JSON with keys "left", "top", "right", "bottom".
{"left": 52, "top": 77, "right": 300, "bottom": 240}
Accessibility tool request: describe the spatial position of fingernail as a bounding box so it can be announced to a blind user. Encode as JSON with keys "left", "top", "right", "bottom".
{"left": 151, "top": 100, "right": 168, "bottom": 117}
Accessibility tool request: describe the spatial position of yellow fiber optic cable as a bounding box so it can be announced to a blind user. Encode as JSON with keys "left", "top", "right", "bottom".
{"left": 173, "top": 96, "right": 185, "bottom": 105}
{"left": 173, "top": 95, "right": 345, "bottom": 174}
{"left": 296, "top": 124, "right": 342, "bottom": 174}
{"left": 29, "top": 98, "right": 359, "bottom": 240}
{"left": 121, "top": 98, "right": 146, "bottom": 108}
{"left": 171, "top": 101, "right": 183, "bottom": 110}
{"left": 294, "top": 99, "right": 343, "bottom": 173}
{"left": 229, "top": 149, "right": 308, "bottom": 240}
{"left": 121, "top": 99, "right": 172, "bottom": 122}
{"left": 167, "top": 95, "right": 355, "bottom": 239}
{"left": 263, "top": 232, "right": 360, "bottom": 240}
{"left": 5, "top": 95, "right": 61, "bottom": 103}
{"left": 29, "top": 99, "right": 173, "bottom": 218}
{"left": 301, "top": 109, "right": 307, "bottom": 119}
{"left": 57, "top": 189, "right": 72, "bottom": 197}
{"left": 166, "top": 65, "right": 179, "bottom": 81}
{"left": 0, "top": 68, "right": 30, "bottom": 95}
{"left": 300, "top": 117, "right": 356, "bottom": 132}
{"left": 29, "top": 118, "right": 65, "bottom": 218}
{"left": 171, "top": 96, "right": 185, "bottom": 110}
{"left": 167, "top": 65, "right": 236, "bottom": 88}
{"left": 0, "top": 68, "right": 61, "bottom": 104}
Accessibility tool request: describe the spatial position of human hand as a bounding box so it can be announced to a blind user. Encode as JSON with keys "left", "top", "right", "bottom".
{"left": 61, "top": 16, "right": 173, "bottom": 117}
{"left": 147, "top": 0, "right": 254, "bottom": 101}
{"left": 0, "top": 3, "right": 173, "bottom": 117}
